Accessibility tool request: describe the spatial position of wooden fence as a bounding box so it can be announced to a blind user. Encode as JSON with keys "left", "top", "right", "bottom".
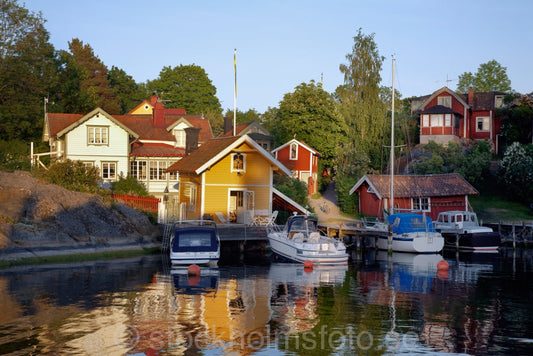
{"left": 112, "top": 194, "right": 160, "bottom": 212}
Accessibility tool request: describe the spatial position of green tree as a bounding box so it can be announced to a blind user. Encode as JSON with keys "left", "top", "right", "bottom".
{"left": 108, "top": 66, "right": 148, "bottom": 114}
{"left": 0, "top": 0, "right": 59, "bottom": 141}
{"left": 499, "top": 93, "right": 533, "bottom": 146}
{"left": 498, "top": 142, "right": 533, "bottom": 203}
{"left": 336, "top": 28, "right": 387, "bottom": 171}
{"left": 148, "top": 64, "right": 222, "bottom": 115}
{"left": 224, "top": 108, "right": 261, "bottom": 125}
{"left": 274, "top": 80, "right": 348, "bottom": 169}
{"left": 457, "top": 60, "right": 511, "bottom": 93}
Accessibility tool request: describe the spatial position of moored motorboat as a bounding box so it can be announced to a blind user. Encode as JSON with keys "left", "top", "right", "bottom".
{"left": 371, "top": 213, "right": 444, "bottom": 253}
{"left": 168, "top": 220, "right": 220, "bottom": 265}
{"left": 267, "top": 215, "right": 348, "bottom": 265}
{"left": 433, "top": 211, "right": 500, "bottom": 252}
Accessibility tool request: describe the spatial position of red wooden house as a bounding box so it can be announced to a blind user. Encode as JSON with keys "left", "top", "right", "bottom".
{"left": 411, "top": 87, "right": 506, "bottom": 153}
{"left": 272, "top": 139, "right": 320, "bottom": 194}
{"left": 349, "top": 173, "right": 478, "bottom": 221}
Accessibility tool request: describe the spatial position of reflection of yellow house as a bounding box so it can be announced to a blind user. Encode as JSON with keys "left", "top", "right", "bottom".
{"left": 166, "top": 134, "right": 291, "bottom": 223}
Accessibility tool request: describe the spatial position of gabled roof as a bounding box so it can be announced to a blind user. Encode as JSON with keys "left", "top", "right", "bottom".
{"left": 220, "top": 121, "right": 272, "bottom": 138}
{"left": 349, "top": 173, "right": 478, "bottom": 198}
{"left": 56, "top": 108, "right": 139, "bottom": 139}
{"left": 418, "top": 86, "right": 470, "bottom": 111}
{"left": 271, "top": 138, "right": 321, "bottom": 156}
{"left": 166, "top": 134, "right": 291, "bottom": 176}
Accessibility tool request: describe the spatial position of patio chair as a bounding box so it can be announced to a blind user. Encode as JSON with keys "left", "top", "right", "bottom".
{"left": 265, "top": 210, "right": 278, "bottom": 226}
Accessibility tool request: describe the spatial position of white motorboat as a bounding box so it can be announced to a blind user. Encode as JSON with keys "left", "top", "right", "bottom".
{"left": 373, "top": 213, "right": 444, "bottom": 253}
{"left": 433, "top": 210, "right": 500, "bottom": 252}
{"left": 267, "top": 215, "right": 348, "bottom": 265}
{"left": 168, "top": 220, "right": 220, "bottom": 266}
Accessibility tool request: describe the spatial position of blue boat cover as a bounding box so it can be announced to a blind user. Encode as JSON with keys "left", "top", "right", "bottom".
{"left": 387, "top": 213, "right": 437, "bottom": 234}
{"left": 172, "top": 226, "right": 219, "bottom": 252}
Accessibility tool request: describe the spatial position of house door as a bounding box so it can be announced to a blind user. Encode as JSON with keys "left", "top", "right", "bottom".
{"left": 245, "top": 191, "right": 255, "bottom": 225}
{"left": 229, "top": 190, "right": 244, "bottom": 223}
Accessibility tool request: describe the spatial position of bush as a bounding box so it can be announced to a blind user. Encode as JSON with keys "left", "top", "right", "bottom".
{"left": 498, "top": 142, "right": 533, "bottom": 203}
{"left": 274, "top": 175, "right": 309, "bottom": 208}
{"left": 111, "top": 174, "right": 150, "bottom": 196}
{"left": 33, "top": 159, "right": 101, "bottom": 193}
{"left": 0, "top": 140, "right": 32, "bottom": 172}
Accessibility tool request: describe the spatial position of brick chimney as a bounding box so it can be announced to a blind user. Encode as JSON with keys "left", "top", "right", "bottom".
{"left": 184, "top": 127, "right": 201, "bottom": 156}
{"left": 468, "top": 88, "right": 474, "bottom": 105}
{"left": 152, "top": 100, "right": 165, "bottom": 128}
{"left": 224, "top": 117, "right": 233, "bottom": 135}
{"left": 150, "top": 95, "right": 158, "bottom": 106}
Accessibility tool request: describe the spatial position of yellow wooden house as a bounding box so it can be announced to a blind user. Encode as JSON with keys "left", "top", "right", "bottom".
{"left": 166, "top": 134, "right": 291, "bottom": 223}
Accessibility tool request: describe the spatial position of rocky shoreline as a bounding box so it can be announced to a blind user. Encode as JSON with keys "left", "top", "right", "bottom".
{"left": 0, "top": 170, "right": 162, "bottom": 261}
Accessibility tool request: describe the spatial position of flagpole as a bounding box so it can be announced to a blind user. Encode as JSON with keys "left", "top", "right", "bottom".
{"left": 233, "top": 48, "right": 237, "bottom": 136}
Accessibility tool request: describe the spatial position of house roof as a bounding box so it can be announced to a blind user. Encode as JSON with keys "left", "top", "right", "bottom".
{"left": 411, "top": 86, "right": 507, "bottom": 113}
{"left": 220, "top": 121, "right": 272, "bottom": 139}
{"left": 271, "top": 138, "right": 321, "bottom": 156}
{"left": 46, "top": 110, "right": 213, "bottom": 144}
{"left": 420, "top": 105, "right": 462, "bottom": 116}
{"left": 349, "top": 173, "right": 478, "bottom": 199}
{"left": 418, "top": 87, "right": 470, "bottom": 112}
{"left": 166, "top": 134, "right": 291, "bottom": 176}
{"left": 130, "top": 142, "right": 185, "bottom": 157}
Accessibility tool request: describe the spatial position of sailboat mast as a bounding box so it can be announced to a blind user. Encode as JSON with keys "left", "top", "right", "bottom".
{"left": 390, "top": 58, "right": 395, "bottom": 215}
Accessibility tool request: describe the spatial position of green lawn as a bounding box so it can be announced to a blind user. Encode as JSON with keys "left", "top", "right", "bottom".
{"left": 470, "top": 194, "right": 533, "bottom": 223}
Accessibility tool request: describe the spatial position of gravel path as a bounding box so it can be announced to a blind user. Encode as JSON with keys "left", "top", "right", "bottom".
{"left": 308, "top": 180, "right": 359, "bottom": 225}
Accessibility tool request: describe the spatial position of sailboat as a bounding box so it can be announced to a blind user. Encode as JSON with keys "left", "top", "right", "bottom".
{"left": 372, "top": 59, "right": 444, "bottom": 254}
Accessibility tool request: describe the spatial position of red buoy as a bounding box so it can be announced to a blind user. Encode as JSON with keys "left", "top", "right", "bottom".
{"left": 303, "top": 260, "right": 313, "bottom": 271}
{"left": 437, "top": 260, "right": 449, "bottom": 271}
{"left": 187, "top": 264, "right": 201, "bottom": 276}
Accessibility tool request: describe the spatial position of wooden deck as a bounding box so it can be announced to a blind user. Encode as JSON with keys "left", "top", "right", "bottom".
{"left": 217, "top": 224, "right": 270, "bottom": 241}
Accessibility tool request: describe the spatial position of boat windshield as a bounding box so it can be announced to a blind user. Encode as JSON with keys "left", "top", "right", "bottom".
{"left": 173, "top": 228, "right": 218, "bottom": 252}
{"left": 289, "top": 218, "right": 317, "bottom": 232}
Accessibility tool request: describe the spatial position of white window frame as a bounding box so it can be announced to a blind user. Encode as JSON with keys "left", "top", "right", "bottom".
{"left": 149, "top": 161, "right": 167, "bottom": 181}
{"left": 422, "top": 114, "right": 429, "bottom": 127}
{"left": 87, "top": 126, "right": 109, "bottom": 145}
{"left": 444, "top": 114, "right": 452, "bottom": 127}
{"left": 438, "top": 96, "right": 452, "bottom": 108}
{"left": 412, "top": 197, "right": 430, "bottom": 212}
{"left": 101, "top": 162, "right": 117, "bottom": 180}
{"left": 476, "top": 117, "right": 490, "bottom": 132}
{"left": 290, "top": 143, "right": 298, "bottom": 160}
{"left": 231, "top": 153, "right": 246, "bottom": 173}
{"left": 430, "top": 114, "right": 443, "bottom": 127}
{"left": 174, "top": 129, "right": 186, "bottom": 148}
{"left": 130, "top": 160, "right": 147, "bottom": 181}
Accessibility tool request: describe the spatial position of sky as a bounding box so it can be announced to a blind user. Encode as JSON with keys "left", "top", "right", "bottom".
{"left": 22, "top": 0, "right": 533, "bottom": 113}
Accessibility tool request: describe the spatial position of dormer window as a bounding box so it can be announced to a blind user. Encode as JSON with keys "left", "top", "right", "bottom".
{"left": 438, "top": 95, "right": 452, "bottom": 108}
{"left": 290, "top": 143, "right": 298, "bottom": 160}
{"left": 174, "top": 129, "right": 186, "bottom": 147}
{"left": 231, "top": 153, "right": 246, "bottom": 172}
{"left": 495, "top": 95, "right": 504, "bottom": 108}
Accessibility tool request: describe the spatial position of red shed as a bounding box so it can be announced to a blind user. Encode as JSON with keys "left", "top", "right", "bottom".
{"left": 349, "top": 173, "right": 478, "bottom": 221}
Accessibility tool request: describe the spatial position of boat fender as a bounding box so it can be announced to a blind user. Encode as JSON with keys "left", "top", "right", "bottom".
{"left": 187, "top": 264, "right": 201, "bottom": 276}
{"left": 304, "top": 260, "right": 313, "bottom": 271}
{"left": 437, "top": 260, "right": 449, "bottom": 271}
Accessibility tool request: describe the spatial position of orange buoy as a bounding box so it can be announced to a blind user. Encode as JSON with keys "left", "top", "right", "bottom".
{"left": 187, "top": 264, "right": 201, "bottom": 276}
{"left": 303, "top": 260, "right": 313, "bottom": 271}
{"left": 437, "top": 260, "right": 449, "bottom": 271}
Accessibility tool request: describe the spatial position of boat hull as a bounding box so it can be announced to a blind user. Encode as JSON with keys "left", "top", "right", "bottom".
{"left": 169, "top": 252, "right": 219, "bottom": 266}
{"left": 442, "top": 231, "right": 501, "bottom": 252}
{"left": 376, "top": 232, "right": 444, "bottom": 253}
{"left": 268, "top": 234, "right": 348, "bottom": 265}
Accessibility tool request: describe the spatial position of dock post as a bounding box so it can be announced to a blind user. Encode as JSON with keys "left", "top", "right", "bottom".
{"left": 512, "top": 224, "right": 516, "bottom": 250}
{"left": 455, "top": 233, "right": 459, "bottom": 251}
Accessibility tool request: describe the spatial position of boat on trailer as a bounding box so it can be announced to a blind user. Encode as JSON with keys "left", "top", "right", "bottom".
{"left": 168, "top": 220, "right": 220, "bottom": 266}
{"left": 267, "top": 215, "right": 348, "bottom": 265}
{"left": 433, "top": 211, "right": 500, "bottom": 252}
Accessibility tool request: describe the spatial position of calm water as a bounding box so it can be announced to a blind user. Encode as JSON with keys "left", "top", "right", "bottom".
{"left": 0, "top": 248, "right": 532, "bottom": 355}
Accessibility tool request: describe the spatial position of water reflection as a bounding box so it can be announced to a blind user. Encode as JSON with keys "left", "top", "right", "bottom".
{"left": 0, "top": 249, "right": 532, "bottom": 354}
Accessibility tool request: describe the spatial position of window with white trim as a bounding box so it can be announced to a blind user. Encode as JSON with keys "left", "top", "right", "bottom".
{"left": 88, "top": 126, "right": 109, "bottom": 145}
{"left": 130, "top": 160, "right": 147, "bottom": 180}
{"left": 231, "top": 153, "right": 246, "bottom": 172}
{"left": 174, "top": 129, "right": 186, "bottom": 147}
{"left": 412, "top": 197, "right": 430, "bottom": 212}
{"left": 101, "top": 162, "right": 116, "bottom": 180}
{"left": 290, "top": 143, "right": 298, "bottom": 160}
{"left": 444, "top": 114, "right": 452, "bottom": 126}
{"left": 422, "top": 114, "right": 429, "bottom": 127}
{"left": 430, "top": 114, "right": 443, "bottom": 127}
{"left": 476, "top": 117, "right": 490, "bottom": 132}
{"left": 149, "top": 161, "right": 166, "bottom": 180}
{"left": 438, "top": 96, "right": 452, "bottom": 108}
